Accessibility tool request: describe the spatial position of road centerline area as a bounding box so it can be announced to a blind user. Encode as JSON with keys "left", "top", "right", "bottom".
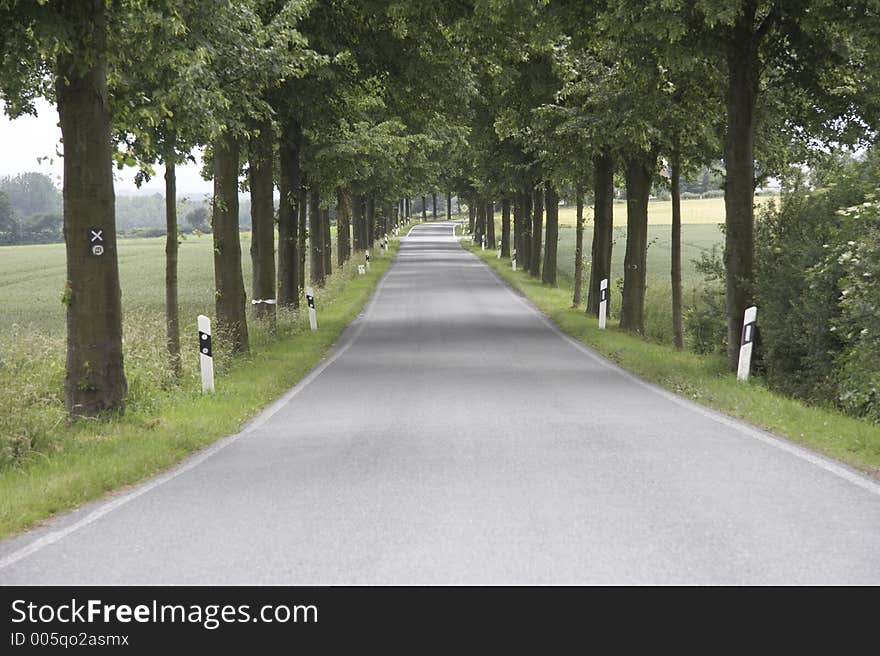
{"left": 1, "top": 222, "right": 878, "bottom": 584}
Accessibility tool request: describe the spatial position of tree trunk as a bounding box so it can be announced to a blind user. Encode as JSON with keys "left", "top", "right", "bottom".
{"left": 724, "top": 3, "right": 760, "bottom": 369}
{"left": 542, "top": 183, "right": 559, "bottom": 285}
{"left": 337, "top": 186, "right": 351, "bottom": 267}
{"left": 322, "top": 206, "right": 331, "bottom": 275}
{"left": 56, "top": 3, "right": 128, "bottom": 417}
{"left": 352, "top": 191, "right": 364, "bottom": 251}
{"left": 248, "top": 121, "right": 276, "bottom": 329}
{"left": 486, "top": 200, "right": 496, "bottom": 246}
{"left": 475, "top": 199, "right": 486, "bottom": 243}
{"left": 366, "top": 196, "right": 375, "bottom": 248}
{"left": 587, "top": 152, "right": 614, "bottom": 316}
{"left": 468, "top": 201, "right": 475, "bottom": 234}
{"left": 530, "top": 186, "right": 543, "bottom": 278}
{"left": 501, "top": 198, "right": 511, "bottom": 258}
{"left": 278, "top": 119, "right": 301, "bottom": 309}
{"left": 405, "top": 197, "right": 410, "bottom": 220}
{"left": 619, "top": 154, "right": 654, "bottom": 333}
{"left": 421, "top": 195, "right": 427, "bottom": 222}
{"left": 432, "top": 192, "right": 438, "bottom": 221}
{"left": 309, "top": 190, "right": 324, "bottom": 285}
{"left": 212, "top": 132, "right": 249, "bottom": 353}
{"left": 164, "top": 159, "right": 181, "bottom": 377}
{"left": 572, "top": 185, "right": 585, "bottom": 307}
{"left": 297, "top": 185, "right": 307, "bottom": 291}
{"left": 671, "top": 152, "right": 683, "bottom": 349}
{"left": 446, "top": 191, "right": 452, "bottom": 222}
{"left": 519, "top": 187, "right": 533, "bottom": 271}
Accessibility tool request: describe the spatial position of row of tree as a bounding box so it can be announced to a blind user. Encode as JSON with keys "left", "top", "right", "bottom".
{"left": 2, "top": 0, "right": 878, "bottom": 418}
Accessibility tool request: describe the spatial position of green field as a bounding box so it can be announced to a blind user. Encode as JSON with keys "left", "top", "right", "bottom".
{"left": 1, "top": 233, "right": 232, "bottom": 339}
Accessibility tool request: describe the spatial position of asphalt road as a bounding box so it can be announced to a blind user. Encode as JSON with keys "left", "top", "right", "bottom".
{"left": 2, "top": 222, "right": 879, "bottom": 584}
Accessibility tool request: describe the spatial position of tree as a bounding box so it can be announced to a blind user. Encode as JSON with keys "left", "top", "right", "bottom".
{"left": 0, "top": 190, "right": 18, "bottom": 244}
{"left": 1, "top": 0, "right": 128, "bottom": 416}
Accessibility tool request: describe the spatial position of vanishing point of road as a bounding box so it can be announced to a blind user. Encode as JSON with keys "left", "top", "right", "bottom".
{"left": 2, "top": 222, "right": 878, "bottom": 584}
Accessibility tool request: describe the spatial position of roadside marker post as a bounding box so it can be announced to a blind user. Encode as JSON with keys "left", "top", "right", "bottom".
{"left": 737, "top": 306, "right": 758, "bottom": 382}
{"left": 306, "top": 286, "right": 318, "bottom": 331}
{"left": 497, "top": 240, "right": 501, "bottom": 259}
{"left": 365, "top": 250, "right": 371, "bottom": 272}
{"left": 599, "top": 278, "right": 608, "bottom": 330}
{"left": 512, "top": 249, "right": 517, "bottom": 271}
{"left": 481, "top": 234, "right": 486, "bottom": 250}
{"left": 197, "top": 315, "right": 214, "bottom": 393}
{"left": 358, "top": 264, "right": 366, "bottom": 275}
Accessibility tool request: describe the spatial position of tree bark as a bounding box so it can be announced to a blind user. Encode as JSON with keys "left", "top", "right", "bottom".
{"left": 366, "top": 196, "right": 375, "bottom": 248}
{"left": 352, "top": 191, "right": 364, "bottom": 251}
{"left": 421, "top": 195, "right": 427, "bottom": 222}
{"left": 468, "top": 201, "right": 475, "bottom": 234}
{"left": 309, "top": 189, "right": 324, "bottom": 285}
{"left": 278, "top": 119, "right": 301, "bottom": 309}
{"left": 671, "top": 152, "right": 683, "bottom": 349}
{"left": 542, "top": 183, "right": 559, "bottom": 285}
{"left": 486, "top": 200, "right": 496, "bottom": 246}
{"left": 530, "top": 186, "right": 543, "bottom": 278}
{"left": 322, "top": 206, "right": 331, "bottom": 275}
{"left": 57, "top": 4, "right": 128, "bottom": 416}
{"left": 446, "top": 191, "right": 452, "bottom": 222}
{"left": 572, "top": 185, "right": 585, "bottom": 307}
{"left": 518, "top": 187, "right": 533, "bottom": 271}
{"left": 587, "top": 152, "right": 614, "bottom": 316}
{"left": 337, "top": 186, "right": 351, "bottom": 267}
{"left": 164, "top": 158, "right": 181, "bottom": 377}
{"left": 724, "top": 1, "right": 760, "bottom": 369}
{"left": 619, "top": 154, "right": 654, "bottom": 333}
{"left": 212, "top": 132, "right": 249, "bottom": 353}
{"left": 501, "top": 198, "right": 511, "bottom": 258}
{"left": 475, "top": 199, "right": 486, "bottom": 243}
{"left": 248, "top": 121, "right": 276, "bottom": 329}
{"left": 297, "top": 185, "right": 307, "bottom": 291}
{"left": 432, "top": 192, "right": 438, "bottom": 221}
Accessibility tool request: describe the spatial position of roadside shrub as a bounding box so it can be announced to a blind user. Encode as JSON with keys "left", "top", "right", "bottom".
{"left": 684, "top": 245, "right": 726, "bottom": 355}
{"left": 755, "top": 149, "right": 880, "bottom": 419}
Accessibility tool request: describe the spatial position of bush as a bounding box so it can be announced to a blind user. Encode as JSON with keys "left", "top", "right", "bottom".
{"left": 755, "top": 149, "right": 880, "bottom": 419}
{"left": 684, "top": 245, "right": 726, "bottom": 354}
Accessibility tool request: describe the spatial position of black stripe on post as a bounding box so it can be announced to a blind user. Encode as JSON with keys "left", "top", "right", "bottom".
{"left": 307, "top": 294, "right": 315, "bottom": 309}
{"left": 199, "top": 331, "right": 212, "bottom": 357}
{"left": 599, "top": 287, "right": 609, "bottom": 303}
{"left": 741, "top": 321, "right": 756, "bottom": 345}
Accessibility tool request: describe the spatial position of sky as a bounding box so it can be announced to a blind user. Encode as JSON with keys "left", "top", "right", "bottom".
{"left": 0, "top": 98, "right": 213, "bottom": 196}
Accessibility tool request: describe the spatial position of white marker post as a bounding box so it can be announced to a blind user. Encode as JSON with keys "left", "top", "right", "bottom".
{"left": 481, "top": 234, "right": 486, "bottom": 250}
{"left": 497, "top": 240, "right": 502, "bottom": 259}
{"left": 365, "top": 250, "right": 371, "bottom": 272}
{"left": 598, "top": 278, "right": 608, "bottom": 330}
{"left": 306, "top": 286, "right": 318, "bottom": 331}
{"left": 197, "top": 315, "right": 214, "bottom": 393}
{"left": 512, "top": 249, "right": 517, "bottom": 271}
{"left": 737, "top": 306, "right": 758, "bottom": 382}
{"left": 358, "top": 264, "right": 366, "bottom": 275}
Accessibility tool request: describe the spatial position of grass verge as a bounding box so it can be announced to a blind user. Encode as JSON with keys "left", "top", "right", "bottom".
{"left": 464, "top": 241, "right": 880, "bottom": 478}
{"left": 0, "top": 242, "right": 397, "bottom": 540}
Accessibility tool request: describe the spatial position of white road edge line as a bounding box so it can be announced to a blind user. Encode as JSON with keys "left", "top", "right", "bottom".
{"left": 472, "top": 247, "right": 880, "bottom": 498}
{"left": 0, "top": 260, "right": 399, "bottom": 572}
